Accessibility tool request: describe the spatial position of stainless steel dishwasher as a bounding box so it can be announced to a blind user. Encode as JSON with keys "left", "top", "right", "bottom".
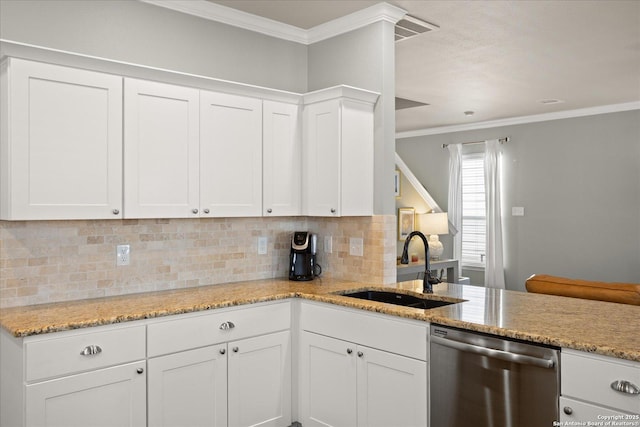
{"left": 430, "top": 325, "right": 560, "bottom": 427}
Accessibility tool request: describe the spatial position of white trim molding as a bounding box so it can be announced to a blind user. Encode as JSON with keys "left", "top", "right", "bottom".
{"left": 396, "top": 101, "right": 640, "bottom": 140}
{"left": 139, "top": 0, "right": 406, "bottom": 45}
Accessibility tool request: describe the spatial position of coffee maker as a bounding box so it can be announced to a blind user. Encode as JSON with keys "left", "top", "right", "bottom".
{"left": 289, "top": 231, "right": 320, "bottom": 281}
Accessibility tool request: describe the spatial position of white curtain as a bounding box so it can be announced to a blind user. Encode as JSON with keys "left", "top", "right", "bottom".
{"left": 484, "top": 139, "right": 506, "bottom": 289}
{"left": 447, "top": 144, "right": 462, "bottom": 263}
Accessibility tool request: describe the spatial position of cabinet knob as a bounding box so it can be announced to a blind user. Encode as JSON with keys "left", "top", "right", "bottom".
{"left": 347, "top": 348, "right": 353, "bottom": 354}
{"left": 219, "top": 321, "right": 236, "bottom": 330}
{"left": 232, "top": 347, "right": 239, "bottom": 353}
{"left": 112, "top": 209, "right": 120, "bottom": 215}
{"left": 203, "top": 209, "right": 210, "bottom": 214}
{"left": 192, "top": 208, "right": 199, "bottom": 214}
{"left": 611, "top": 380, "right": 640, "bottom": 395}
{"left": 220, "top": 348, "right": 226, "bottom": 355}
{"left": 136, "top": 368, "right": 144, "bottom": 374}
{"left": 330, "top": 208, "right": 336, "bottom": 214}
{"left": 80, "top": 345, "right": 102, "bottom": 356}
{"left": 563, "top": 407, "right": 573, "bottom": 415}
{"left": 267, "top": 208, "right": 273, "bottom": 214}
{"left": 357, "top": 351, "right": 364, "bottom": 358}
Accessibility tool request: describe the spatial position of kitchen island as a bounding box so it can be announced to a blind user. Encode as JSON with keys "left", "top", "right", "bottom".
{"left": 1, "top": 277, "right": 638, "bottom": 361}
{"left": 1, "top": 277, "right": 639, "bottom": 427}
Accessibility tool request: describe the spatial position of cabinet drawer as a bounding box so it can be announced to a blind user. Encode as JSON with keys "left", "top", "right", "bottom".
{"left": 25, "top": 325, "right": 146, "bottom": 382}
{"left": 562, "top": 350, "right": 640, "bottom": 414}
{"left": 148, "top": 302, "right": 291, "bottom": 357}
{"left": 560, "top": 397, "right": 638, "bottom": 423}
{"left": 300, "top": 301, "right": 427, "bottom": 360}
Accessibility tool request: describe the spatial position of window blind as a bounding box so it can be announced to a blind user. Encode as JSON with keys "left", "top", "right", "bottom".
{"left": 461, "top": 152, "right": 486, "bottom": 268}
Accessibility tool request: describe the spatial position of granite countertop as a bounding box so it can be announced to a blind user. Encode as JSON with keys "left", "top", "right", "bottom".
{"left": 1, "top": 277, "right": 639, "bottom": 362}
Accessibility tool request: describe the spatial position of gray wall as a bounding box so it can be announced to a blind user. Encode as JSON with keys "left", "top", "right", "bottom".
{"left": 308, "top": 22, "right": 397, "bottom": 215}
{"left": 0, "top": 0, "right": 308, "bottom": 92}
{"left": 396, "top": 110, "right": 640, "bottom": 291}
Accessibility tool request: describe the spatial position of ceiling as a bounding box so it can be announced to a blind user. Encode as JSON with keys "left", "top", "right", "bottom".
{"left": 210, "top": 0, "right": 640, "bottom": 133}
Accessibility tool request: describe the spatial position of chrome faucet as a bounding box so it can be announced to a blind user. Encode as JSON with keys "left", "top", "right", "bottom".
{"left": 400, "top": 231, "right": 440, "bottom": 293}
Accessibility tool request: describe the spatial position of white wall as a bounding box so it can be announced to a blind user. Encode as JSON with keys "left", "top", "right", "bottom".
{"left": 396, "top": 110, "right": 640, "bottom": 291}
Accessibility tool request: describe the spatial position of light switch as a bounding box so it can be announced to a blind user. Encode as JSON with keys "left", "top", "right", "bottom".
{"left": 325, "top": 236, "right": 333, "bottom": 253}
{"left": 349, "top": 237, "right": 363, "bottom": 257}
{"left": 258, "top": 237, "right": 268, "bottom": 255}
{"left": 512, "top": 206, "right": 525, "bottom": 216}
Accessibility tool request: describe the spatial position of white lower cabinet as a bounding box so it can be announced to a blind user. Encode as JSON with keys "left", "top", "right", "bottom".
{"left": 26, "top": 361, "right": 146, "bottom": 427}
{"left": 0, "top": 324, "right": 147, "bottom": 427}
{"left": 228, "top": 331, "right": 292, "bottom": 427}
{"left": 299, "top": 301, "right": 428, "bottom": 427}
{"left": 300, "top": 331, "right": 427, "bottom": 427}
{"left": 146, "top": 302, "right": 292, "bottom": 427}
{"left": 560, "top": 348, "right": 640, "bottom": 422}
{"left": 148, "top": 346, "right": 228, "bottom": 427}
{"left": 148, "top": 330, "right": 291, "bottom": 427}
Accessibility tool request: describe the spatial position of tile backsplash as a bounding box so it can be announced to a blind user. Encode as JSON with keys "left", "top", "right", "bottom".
{"left": 0, "top": 215, "right": 396, "bottom": 308}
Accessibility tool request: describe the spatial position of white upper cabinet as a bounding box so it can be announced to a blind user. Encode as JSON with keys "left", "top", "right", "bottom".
{"left": 302, "top": 87, "right": 377, "bottom": 217}
{"left": 1, "top": 56, "right": 378, "bottom": 220}
{"left": 0, "top": 58, "right": 123, "bottom": 220}
{"left": 200, "top": 91, "right": 263, "bottom": 217}
{"left": 262, "top": 100, "right": 301, "bottom": 216}
{"left": 124, "top": 78, "right": 200, "bottom": 218}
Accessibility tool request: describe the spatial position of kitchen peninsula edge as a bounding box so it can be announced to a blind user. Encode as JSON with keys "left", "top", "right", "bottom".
{"left": 0, "top": 277, "right": 638, "bottom": 361}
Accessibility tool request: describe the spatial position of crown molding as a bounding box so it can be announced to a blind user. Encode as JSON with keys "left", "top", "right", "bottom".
{"left": 396, "top": 101, "right": 640, "bottom": 139}
{"left": 306, "top": 3, "right": 406, "bottom": 44}
{"left": 139, "top": 0, "right": 406, "bottom": 45}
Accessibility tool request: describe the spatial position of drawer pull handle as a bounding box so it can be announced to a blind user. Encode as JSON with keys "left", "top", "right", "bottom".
{"left": 233, "top": 347, "right": 239, "bottom": 353}
{"left": 80, "top": 345, "right": 102, "bottom": 356}
{"left": 563, "top": 406, "right": 573, "bottom": 415}
{"left": 220, "top": 348, "right": 226, "bottom": 355}
{"left": 347, "top": 348, "right": 353, "bottom": 354}
{"left": 219, "top": 321, "right": 236, "bottom": 330}
{"left": 611, "top": 380, "right": 640, "bottom": 395}
{"left": 137, "top": 368, "right": 144, "bottom": 374}
{"left": 357, "top": 351, "right": 364, "bottom": 358}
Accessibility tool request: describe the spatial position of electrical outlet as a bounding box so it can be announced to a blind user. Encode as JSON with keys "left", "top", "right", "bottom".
{"left": 116, "top": 244, "right": 130, "bottom": 266}
{"left": 324, "top": 235, "right": 332, "bottom": 253}
{"left": 258, "top": 237, "right": 268, "bottom": 255}
{"left": 349, "top": 237, "right": 363, "bottom": 257}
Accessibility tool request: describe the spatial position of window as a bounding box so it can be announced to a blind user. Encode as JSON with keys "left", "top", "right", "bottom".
{"left": 461, "top": 152, "right": 486, "bottom": 268}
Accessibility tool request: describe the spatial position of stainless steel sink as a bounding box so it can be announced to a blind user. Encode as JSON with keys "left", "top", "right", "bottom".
{"left": 339, "top": 290, "right": 457, "bottom": 309}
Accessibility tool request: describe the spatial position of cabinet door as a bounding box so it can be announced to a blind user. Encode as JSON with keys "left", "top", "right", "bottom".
{"left": 148, "top": 345, "right": 228, "bottom": 427}
{"left": 200, "top": 91, "right": 262, "bottom": 217}
{"left": 25, "top": 361, "right": 146, "bottom": 427}
{"left": 228, "top": 330, "right": 292, "bottom": 427}
{"left": 2, "top": 58, "right": 123, "bottom": 220}
{"left": 299, "top": 332, "right": 357, "bottom": 427}
{"left": 302, "top": 100, "right": 341, "bottom": 217}
{"left": 356, "top": 345, "right": 427, "bottom": 427}
{"left": 124, "top": 78, "right": 200, "bottom": 218}
{"left": 340, "top": 100, "right": 374, "bottom": 216}
{"left": 263, "top": 101, "right": 301, "bottom": 216}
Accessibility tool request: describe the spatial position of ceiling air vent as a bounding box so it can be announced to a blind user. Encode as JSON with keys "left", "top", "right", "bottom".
{"left": 395, "top": 15, "right": 439, "bottom": 42}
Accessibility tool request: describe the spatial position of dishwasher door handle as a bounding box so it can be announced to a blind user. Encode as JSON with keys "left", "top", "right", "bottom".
{"left": 431, "top": 335, "right": 555, "bottom": 369}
